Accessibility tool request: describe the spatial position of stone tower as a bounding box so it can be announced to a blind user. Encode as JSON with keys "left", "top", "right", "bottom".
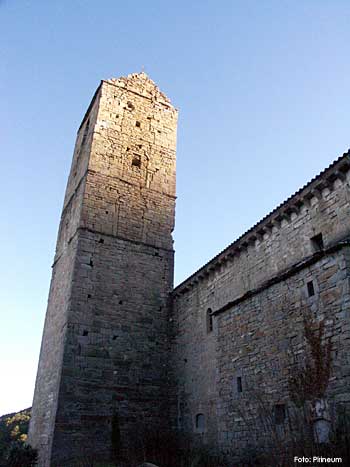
{"left": 29, "top": 73, "right": 178, "bottom": 466}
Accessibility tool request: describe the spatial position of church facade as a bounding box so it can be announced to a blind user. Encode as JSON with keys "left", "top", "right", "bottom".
{"left": 29, "top": 73, "right": 350, "bottom": 465}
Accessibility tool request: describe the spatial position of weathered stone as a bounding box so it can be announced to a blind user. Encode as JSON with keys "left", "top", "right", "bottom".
{"left": 29, "top": 72, "right": 177, "bottom": 466}
{"left": 29, "top": 71, "right": 350, "bottom": 466}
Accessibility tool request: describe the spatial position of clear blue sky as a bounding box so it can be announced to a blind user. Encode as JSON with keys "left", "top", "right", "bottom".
{"left": 1, "top": 0, "right": 350, "bottom": 415}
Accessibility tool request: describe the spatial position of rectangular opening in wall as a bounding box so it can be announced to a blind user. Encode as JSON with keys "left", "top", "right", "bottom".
{"left": 195, "top": 413, "right": 205, "bottom": 433}
{"left": 132, "top": 154, "right": 141, "bottom": 168}
{"left": 206, "top": 308, "right": 213, "bottom": 333}
{"left": 311, "top": 233, "right": 324, "bottom": 251}
{"left": 237, "top": 376, "right": 242, "bottom": 393}
{"left": 307, "top": 280, "right": 315, "bottom": 297}
{"left": 274, "top": 404, "right": 286, "bottom": 425}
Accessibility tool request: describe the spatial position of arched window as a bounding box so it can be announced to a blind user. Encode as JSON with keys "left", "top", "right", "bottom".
{"left": 195, "top": 413, "right": 205, "bottom": 433}
{"left": 206, "top": 308, "right": 213, "bottom": 333}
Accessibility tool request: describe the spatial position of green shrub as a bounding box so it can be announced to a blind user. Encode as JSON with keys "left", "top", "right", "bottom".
{"left": 6, "top": 442, "right": 38, "bottom": 467}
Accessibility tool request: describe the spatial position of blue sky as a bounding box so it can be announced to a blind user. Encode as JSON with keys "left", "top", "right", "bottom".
{"left": 1, "top": 0, "right": 350, "bottom": 415}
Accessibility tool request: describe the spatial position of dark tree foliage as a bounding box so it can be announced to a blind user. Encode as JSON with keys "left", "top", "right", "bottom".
{"left": 0, "top": 408, "right": 37, "bottom": 467}
{"left": 6, "top": 442, "right": 38, "bottom": 467}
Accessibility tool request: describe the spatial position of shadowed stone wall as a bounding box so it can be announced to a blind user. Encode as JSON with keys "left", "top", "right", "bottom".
{"left": 171, "top": 154, "right": 350, "bottom": 455}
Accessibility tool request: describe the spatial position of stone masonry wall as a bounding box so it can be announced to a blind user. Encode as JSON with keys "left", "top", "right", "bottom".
{"left": 30, "top": 73, "right": 178, "bottom": 466}
{"left": 28, "top": 234, "right": 78, "bottom": 463}
{"left": 81, "top": 75, "right": 176, "bottom": 250}
{"left": 215, "top": 246, "right": 350, "bottom": 457}
{"left": 171, "top": 155, "right": 350, "bottom": 454}
{"left": 51, "top": 231, "right": 174, "bottom": 462}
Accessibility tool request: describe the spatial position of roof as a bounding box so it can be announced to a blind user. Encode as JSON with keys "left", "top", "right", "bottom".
{"left": 173, "top": 149, "right": 350, "bottom": 295}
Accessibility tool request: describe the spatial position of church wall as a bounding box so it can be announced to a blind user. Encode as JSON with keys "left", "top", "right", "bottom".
{"left": 171, "top": 160, "right": 350, "bottom": 452}
{"left": 215, "top": 246, "right": 350, "bottom": 456}
{"left": 29, "top": 71, "right": 350, "bottom": 463}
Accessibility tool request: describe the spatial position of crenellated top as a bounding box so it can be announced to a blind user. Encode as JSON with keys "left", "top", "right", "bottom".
{"left": 173, "top": 150, "right": 350, "bottom": 297}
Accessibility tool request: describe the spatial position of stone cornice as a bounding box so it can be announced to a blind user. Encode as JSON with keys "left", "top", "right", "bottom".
{"left": 211, "top": 240, "right": 350, "bottom": 317}
{"left": 172, "top": 150, "right": 350, "bottom": 297}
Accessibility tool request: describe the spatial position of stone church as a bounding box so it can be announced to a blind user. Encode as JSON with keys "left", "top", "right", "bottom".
{"left": 29, "top": 72, "right": 350, "bottom": 465}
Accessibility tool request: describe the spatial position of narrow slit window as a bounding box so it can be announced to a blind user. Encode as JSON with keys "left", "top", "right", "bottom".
{"left": 237, "top": 376, "right": 243, "bottom": 393}
{"left": 311, "top": 233, "right": 324, "bottom": 251}
{"left": 274, "top": 404, "right": 286, "bottom": 425}
{"left": 195, "top": 413, "right": 205, "bottom": 432}
{"left": 307, "top": 280, "right": 315, "bottom": 297}
{"left": 206, "top": 308, "right": 213, "bottom": 333}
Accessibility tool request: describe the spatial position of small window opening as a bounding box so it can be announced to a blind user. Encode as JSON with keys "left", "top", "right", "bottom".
{"left": 132, "top": 154, "right": 141, "bottom": 168}
{"left": 112, "top": 335, "right": 117, "bottom": 340}
{"left": 307, "top": 280, "right": 315, "bottom": 297}
{"left": 119, "top": 300, "right": 123, "bottom": 305}
{"left": 99, "top": 238, "right": 104, "bottom": 244}
{"left": 206, "top": 308, "right": 213, "bottom": 333}
{"left": 87, "top": 294, "right": 91, "bottom": 299}
{"left": 274, "top": 404, "right": 286, "bottom": 425}
{"left": 311, "top": 233, "right": 324, "bottom": 252}
{"left": 89, "top": 258, "right": 94, "bottom": 267}
{"left": 195, "top": 413, "right": 205, "bottom": 432}
{"left": 135, "top": 121, "right": 141, "bottom": 128}
{"left": 83, "top": 330, "right": 89, "bottom": 337}
{"left": 237, "top": 376, "right": 243, "bottom": 393}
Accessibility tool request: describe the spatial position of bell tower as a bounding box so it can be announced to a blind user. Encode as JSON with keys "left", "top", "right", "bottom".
{"left": 29, "top": 73, "right": 178, "bottom": 466}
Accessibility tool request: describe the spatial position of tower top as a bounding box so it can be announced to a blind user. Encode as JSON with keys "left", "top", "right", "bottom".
{"left": 104, "top": 71, "right": 174, "bottom": 108}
